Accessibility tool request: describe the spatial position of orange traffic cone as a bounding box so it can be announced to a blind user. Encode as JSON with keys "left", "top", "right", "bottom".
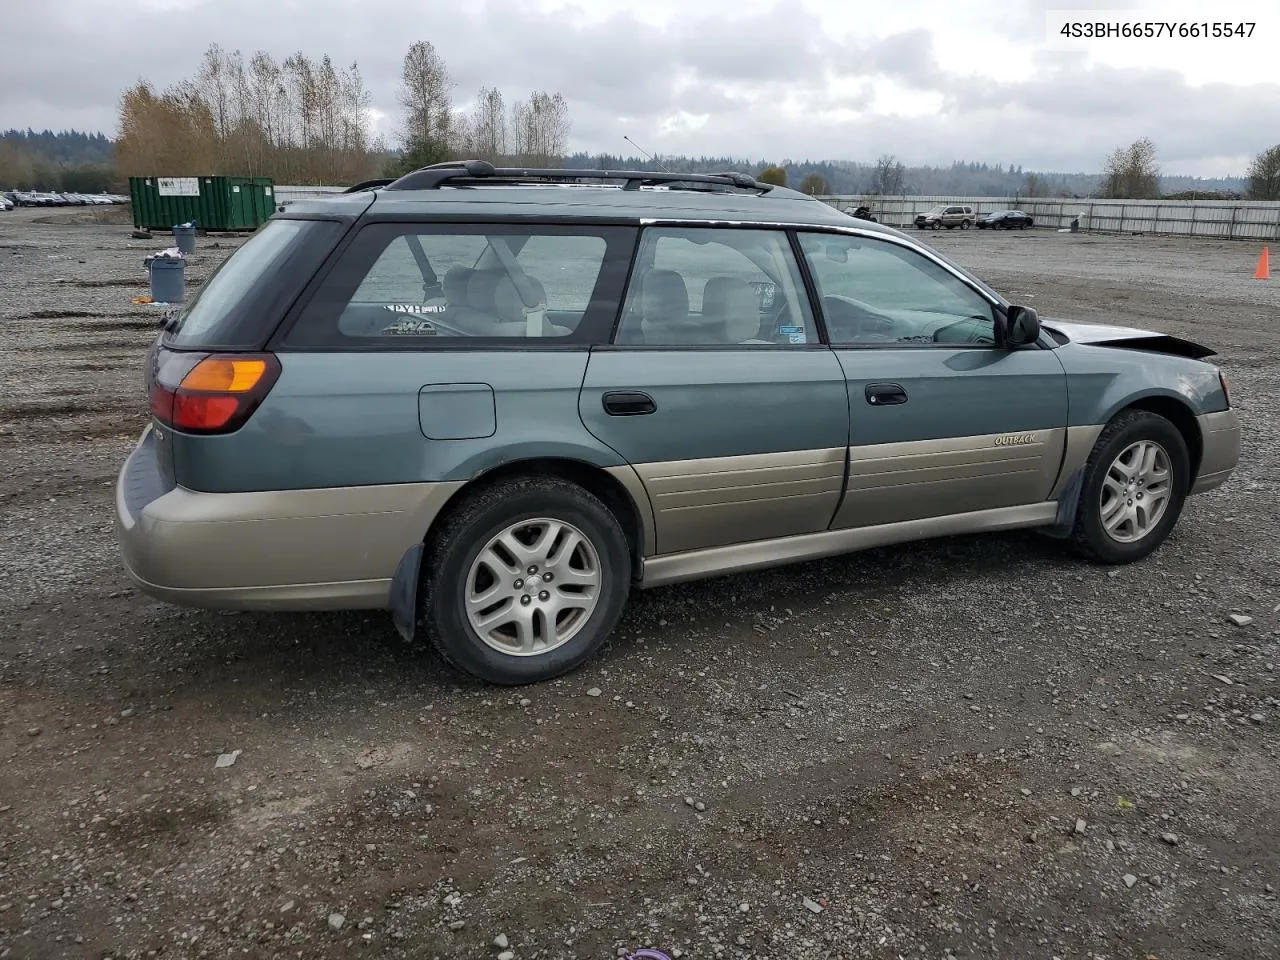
{"left": 1256, "top": 246, "right": 1271, "bottom": 280}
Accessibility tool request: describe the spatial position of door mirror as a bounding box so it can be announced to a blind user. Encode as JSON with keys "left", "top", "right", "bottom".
{"left": 1003, "top": 304, "right": 1041, "bottom": 347}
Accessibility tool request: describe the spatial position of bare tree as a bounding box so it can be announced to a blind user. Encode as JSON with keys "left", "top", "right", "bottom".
{"left": 869, "top": 154, "right": 906, "bottom": 195}
{"left": 508, "top": 91, "right": 569, "bottom": 165}
{"left": 469, "top": 86, "right": 507, "bottom": 161}
{"left": 1247, "top": 144, "right": 1280, "bottom": 201}
{"left": 1101, "top": 137, "right": 1160, "bottom": 199}
{"left": 1023, "top": 172, "right": 1047, "bottom": 198}
{"left": 398, "top": 40, "right": 453, "bottom": 167}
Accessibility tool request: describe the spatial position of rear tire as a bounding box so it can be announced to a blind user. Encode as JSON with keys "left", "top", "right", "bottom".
{"left": 420, "top": 476, "right": 632, "bottom": 684}
{"left": 960, "top": 220, "right": 971, "bottom": 230}
{"left": 1068, "top": 410, "right": 1190, "bottom": 564}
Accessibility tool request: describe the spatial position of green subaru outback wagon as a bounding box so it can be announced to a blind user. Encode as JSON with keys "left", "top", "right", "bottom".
{"left": 116, "top": 161, "right": 1240, "bottom": 684}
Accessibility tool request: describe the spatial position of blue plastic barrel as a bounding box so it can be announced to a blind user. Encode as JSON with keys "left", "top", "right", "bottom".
{"left": 148, "top": 257, "right": 185, "bottom": 303}
{"left": 172, "top": 223, "right": 196, "bottom": 255}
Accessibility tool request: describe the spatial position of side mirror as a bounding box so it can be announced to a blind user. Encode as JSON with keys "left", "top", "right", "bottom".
{"left": 1003, "top": 304, "right": 1040, "bottom": 348}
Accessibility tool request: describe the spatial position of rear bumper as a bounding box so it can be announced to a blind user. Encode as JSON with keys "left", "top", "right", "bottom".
{"left": 1190, "top": 408, "right": 1240, "bottom": 495}
{"left": 114, "top": 426, "right": 462, "bottom": 611}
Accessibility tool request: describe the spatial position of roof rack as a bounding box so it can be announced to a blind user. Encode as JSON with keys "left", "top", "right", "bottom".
{"left": 343, "top": 177, "right": 396, "bottom": 194}
{"left": 383, "top": 159, "right": 771, "bottom": 194}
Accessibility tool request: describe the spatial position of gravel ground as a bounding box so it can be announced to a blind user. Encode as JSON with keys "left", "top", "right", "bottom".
{"left": 1, "top": 206, "right": 1279, "bottom": 960}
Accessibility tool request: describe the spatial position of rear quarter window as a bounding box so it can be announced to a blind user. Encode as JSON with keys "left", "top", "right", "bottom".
{"left": 282, "top": 222, "right": 636, "bottom": 347}
{"left": 163, "top": 218, "right": 343, "bottom": 350}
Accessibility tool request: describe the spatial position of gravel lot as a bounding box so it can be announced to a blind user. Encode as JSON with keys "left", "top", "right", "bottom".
{"left": 1, "top": 205, "right": 1278, "bottom": 960}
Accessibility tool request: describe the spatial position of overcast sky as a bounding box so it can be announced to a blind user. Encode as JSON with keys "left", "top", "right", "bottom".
{"left": 1, "top": 0, "right": 1276, "bottom": 176}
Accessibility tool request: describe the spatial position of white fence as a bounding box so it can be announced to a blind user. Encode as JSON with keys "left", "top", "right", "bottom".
{"left": 819, "top": 195, "right": 1280, "bottom": 241}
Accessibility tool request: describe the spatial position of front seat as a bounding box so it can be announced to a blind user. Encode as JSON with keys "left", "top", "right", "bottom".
{"left": 701, "top": 276, "right": 769, "bottom": 343}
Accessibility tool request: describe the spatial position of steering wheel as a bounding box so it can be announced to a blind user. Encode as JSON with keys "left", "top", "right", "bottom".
{"left": 820, "top": 295, "right": 896, "bottom": 341}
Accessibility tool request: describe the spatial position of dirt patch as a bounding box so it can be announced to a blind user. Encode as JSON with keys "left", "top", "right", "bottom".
{"left": 0, "top": 399, "right": 104, "bottom": 419}
{"left": 15, "top": 338, "right": 153, "bottom": 353}
{"left": 67, "top": 317, "right": 163, "bottom": 333}
{"left": 61, "top": 278, "right": 146, "bottom": 289}
{"left": 32, "top": 206, "right": 133, "bottom": 226}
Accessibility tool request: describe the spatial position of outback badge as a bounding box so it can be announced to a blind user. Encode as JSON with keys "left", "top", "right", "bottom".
{"left": 994, "top": 433, "right": 1037, "bottom": 446}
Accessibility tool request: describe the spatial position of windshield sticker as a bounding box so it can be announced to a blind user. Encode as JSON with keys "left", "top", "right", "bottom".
{"left": 778, "top": 324, "right": 807, "bottom": 344}
{"left": 382, "top": 319, "right": 438, "bottom": 336}
{"left": 384, "top": 303, "right": 446, "bottom": 314}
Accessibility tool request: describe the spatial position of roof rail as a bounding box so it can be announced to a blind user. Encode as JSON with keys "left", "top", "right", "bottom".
{"left": 383, "top": 159, "right": 771, "bottom": 194}
{"left": 343, "top": 177, "right": 396, "bottom": 194}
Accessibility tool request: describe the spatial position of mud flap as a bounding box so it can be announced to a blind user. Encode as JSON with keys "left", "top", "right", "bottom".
{"left": 388, "top": 543, "right": 424, "bottom": 642}
{"left": 1039, "top": 468, "right": 1084, "bottom": 539}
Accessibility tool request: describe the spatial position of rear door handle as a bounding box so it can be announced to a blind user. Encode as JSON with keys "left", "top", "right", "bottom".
{"left": 603, "top": 391, "right": 657, "bottom": 416}
{"left": 865, "top": 382, "right": 908, "bottom": 406}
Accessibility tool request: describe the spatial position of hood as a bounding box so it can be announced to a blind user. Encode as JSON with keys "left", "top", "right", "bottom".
{"left": 1041, "top": 318, "right": 1217, "bottom": 360}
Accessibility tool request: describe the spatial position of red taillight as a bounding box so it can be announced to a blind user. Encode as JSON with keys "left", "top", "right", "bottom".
{"left": 148, "top": 352, "right": 281, "bottom": 434}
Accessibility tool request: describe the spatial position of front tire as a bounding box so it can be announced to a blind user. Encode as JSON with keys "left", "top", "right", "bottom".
{"left": 1069, "top": 410, "right": 1191, "bottom": 564}
{"left": 420, "top": 476, "right": 632, "bottom": 684}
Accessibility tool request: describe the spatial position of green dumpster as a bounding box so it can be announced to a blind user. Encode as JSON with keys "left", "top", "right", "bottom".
{"left": 128, "top": 176, "right": 276, "bottom": 232}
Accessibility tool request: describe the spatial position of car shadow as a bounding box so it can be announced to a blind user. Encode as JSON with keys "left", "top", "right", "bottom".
{"left": 140, "top": 526, "right": 1084, "bottom": 705}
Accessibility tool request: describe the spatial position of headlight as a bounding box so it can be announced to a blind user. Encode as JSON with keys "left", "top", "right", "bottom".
{"left": 1219, "top": 370, "right": 1231, "bottom": 408}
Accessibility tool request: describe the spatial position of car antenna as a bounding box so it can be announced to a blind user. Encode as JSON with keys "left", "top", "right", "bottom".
{"left": 623, "top": 135, "right": 671, "bottom": 173}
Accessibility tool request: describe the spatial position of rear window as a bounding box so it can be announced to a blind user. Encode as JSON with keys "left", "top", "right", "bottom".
{"left": 163, "top": 218, "right": 342, "bottom": 350}
{"left": 282, "top": 222, "right": 636, "bottom": 347}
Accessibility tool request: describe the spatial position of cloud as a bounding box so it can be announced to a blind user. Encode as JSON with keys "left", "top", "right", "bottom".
{"left": 0, "top": 0, "right": 1272, "bottom": 176}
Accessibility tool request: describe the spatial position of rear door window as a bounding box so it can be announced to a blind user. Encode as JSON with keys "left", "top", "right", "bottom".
{"left": 612, "top": 227, "right": 819, "bottom": 346}
{"left": 164, "top": 218, "right": 342, "bottom": 350}
{"left": 283, "top": 223, "right": 636, "bottom": 347}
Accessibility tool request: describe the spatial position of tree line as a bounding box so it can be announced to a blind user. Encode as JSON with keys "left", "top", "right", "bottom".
{"left": 733, "top": 142, "right": 1279, "bottom": 201}
{"left": 0, "top": 130, "right": 116, "bottom": 192}
{"left": 108, "top": 40, "right": 575, "bottom": 186}
{"left": 116, "top": 44, "right": 382, "bottom": 184}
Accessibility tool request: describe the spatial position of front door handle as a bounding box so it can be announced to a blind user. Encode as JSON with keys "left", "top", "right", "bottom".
{"left": 603, "top": 391, "right": 657, "bottom": 416}
{"left": 865, "top": 382, "right": 908, "bottom": 406}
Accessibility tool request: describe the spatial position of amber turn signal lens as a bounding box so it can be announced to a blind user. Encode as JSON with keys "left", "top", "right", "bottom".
{"left": 149, "top": 351, "right": 281, "bottom": 434}
{"left": 180, "top": 357, "right": 269, "bottom": 393}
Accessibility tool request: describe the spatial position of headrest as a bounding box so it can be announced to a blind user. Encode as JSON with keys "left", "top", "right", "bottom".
{"left": 640, "top": 270, "right": 689, "bottom": 321}
{"left": 465, "top": 269, "right": 503, "bottom": 311}
{"left": 702, "top": 276, "right": 761, "bottom": 342}
{"left": 442, "top": 266, "right": 475, "bottom": 303}
{"left": 494, "top": 273, "right": 548, "bottom": 323}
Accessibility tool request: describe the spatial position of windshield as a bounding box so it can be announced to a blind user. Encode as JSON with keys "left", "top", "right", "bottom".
{"left": 164, "top": 218, "right": 342, "bottom": 350}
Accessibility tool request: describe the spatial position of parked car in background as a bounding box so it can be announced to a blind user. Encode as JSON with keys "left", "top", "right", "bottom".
{"left": 914, "top": 205, "right": 976, "bottom": 230}
{"left": 911, "top": 204, "right": 977, "bottom": 231}
{"left": 0, "top": 196, "right": 13, "bottom": 211}
{"left": 978, "top": 210, "right": 1035, "bottom": 230}
{"left": 116, "top": 160, "right": 1240, "bottom": 685}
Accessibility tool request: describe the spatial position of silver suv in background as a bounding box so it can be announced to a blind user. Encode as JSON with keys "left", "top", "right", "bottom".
{"left": 915, "top": 205, "right": 976, "bottom": 230}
